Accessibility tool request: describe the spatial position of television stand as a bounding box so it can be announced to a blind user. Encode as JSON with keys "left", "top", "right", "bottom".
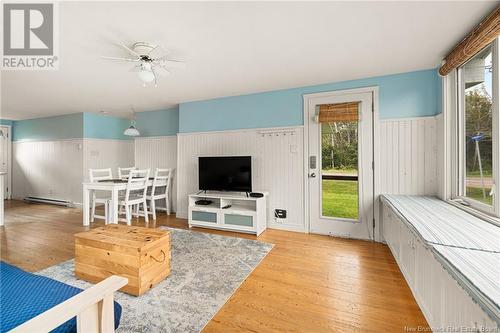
{"left": 188, "top": 191, "right": 268, "bottom": 236}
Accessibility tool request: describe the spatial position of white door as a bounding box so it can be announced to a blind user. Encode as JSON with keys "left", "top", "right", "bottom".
{"left": 0, "top": 126, "right": 11, "bottom": 199}
{"left": 306, "top": 89, "right": 374, "bottom": 239}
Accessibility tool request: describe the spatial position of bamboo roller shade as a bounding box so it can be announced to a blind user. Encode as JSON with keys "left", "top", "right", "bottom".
{"left": 318, "top": 102, "right": 359, "bottom": 122}
{"left": 439, "top": 6, "right": 500, "bottom": 76}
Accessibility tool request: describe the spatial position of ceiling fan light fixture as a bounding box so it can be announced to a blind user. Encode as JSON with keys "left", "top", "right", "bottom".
{"left": 102, "top": 41, "right": 185, "bottom": 86}
{"left": 138, "top": 69, "right": 155, "bottom": 83}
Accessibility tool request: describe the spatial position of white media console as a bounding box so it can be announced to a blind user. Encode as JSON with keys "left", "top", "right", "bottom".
{"left": 188, "top": 192, "right": 268, "bottom": 235}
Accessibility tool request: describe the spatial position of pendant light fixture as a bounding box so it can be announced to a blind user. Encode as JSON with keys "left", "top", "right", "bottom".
{"left": 124, "top": 107, "right": 140, "bottom": 137}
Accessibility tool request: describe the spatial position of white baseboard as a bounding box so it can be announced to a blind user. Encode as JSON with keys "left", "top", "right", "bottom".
{"left": 267, "top": 221, "right": 306, "bottom": 233}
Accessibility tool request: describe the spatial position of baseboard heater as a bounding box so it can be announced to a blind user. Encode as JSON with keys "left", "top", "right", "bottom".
{"left": 24, "top": 196, "right": 73, "bottom": 207}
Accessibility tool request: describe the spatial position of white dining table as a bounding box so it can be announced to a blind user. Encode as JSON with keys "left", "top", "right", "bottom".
{"left": 82, "top": 178, "right": 167, "bottom": 226}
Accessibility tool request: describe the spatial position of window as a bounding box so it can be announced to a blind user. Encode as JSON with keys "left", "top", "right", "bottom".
{"left": 456, "top": 39, "right": 499, "bottom": 217}
{"left": 321, "top": 121, "right": 359, "bottom": 220}
{"left": 317, "top": 102, "right": 361, "bottom": 221}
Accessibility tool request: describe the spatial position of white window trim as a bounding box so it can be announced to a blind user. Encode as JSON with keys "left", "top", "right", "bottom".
{"left": 449, "top": 37, "right": 500, "bottom": 219}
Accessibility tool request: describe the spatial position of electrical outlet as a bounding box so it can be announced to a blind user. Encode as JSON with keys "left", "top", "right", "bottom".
{"left": 274, "top": 209, "right": 287, "bottom": 219}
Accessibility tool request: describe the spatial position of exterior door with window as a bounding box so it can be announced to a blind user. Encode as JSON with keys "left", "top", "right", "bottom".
{"left": 306, "top": 90, "right": 374, "bottom": 239}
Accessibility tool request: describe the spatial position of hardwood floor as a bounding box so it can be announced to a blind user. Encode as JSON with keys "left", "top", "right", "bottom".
{"left": 1, "top": 200, "right": 429, "bottom": 332}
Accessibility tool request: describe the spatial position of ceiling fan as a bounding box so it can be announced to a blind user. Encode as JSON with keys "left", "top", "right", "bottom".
{"left": 102, "top": 42, "right": 186, "bottom": 87}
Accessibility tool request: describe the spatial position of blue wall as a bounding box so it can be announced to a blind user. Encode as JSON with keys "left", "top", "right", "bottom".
{"left": 11, "top": 113, "right": 132, "bottom": 141}
{"left": 8, "top": 68, "right": 441, "bottom": 138}
{"left": 179, "top": 68, "right": 441, "bottom": 133}
{"left": 0, "top": 119, "right": 13, "bottom": 126}
{"left": 136, "top": 108, "right": 179, "bottom": 137}
{"left": 83, "top": 113, "right": 131, "bottom": 140}
{"left": 13, "top": 113, "right": 84, "bottom": 142}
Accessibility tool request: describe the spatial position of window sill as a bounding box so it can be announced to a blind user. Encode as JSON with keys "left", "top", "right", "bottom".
{"left": 447, "top": 198, "right": 500, "bottom": 227}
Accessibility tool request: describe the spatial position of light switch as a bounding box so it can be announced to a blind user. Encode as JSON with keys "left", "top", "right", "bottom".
{"left": 290, "top": 144, "right": 298, "bottom": 153}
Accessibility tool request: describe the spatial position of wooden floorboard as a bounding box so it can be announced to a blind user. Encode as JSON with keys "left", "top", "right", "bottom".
{"left": 0, "top": 200, "right": 429, "bottom": 332}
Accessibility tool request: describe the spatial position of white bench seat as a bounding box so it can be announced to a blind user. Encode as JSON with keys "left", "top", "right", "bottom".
{"left": 433, "top": 245, "right": 499, "bottom": 319}
{"left": 381, "top": 195, "right": 499, "bottom": 252}
{"left": 380, "top": 195, "right": 499, "bottom": 328}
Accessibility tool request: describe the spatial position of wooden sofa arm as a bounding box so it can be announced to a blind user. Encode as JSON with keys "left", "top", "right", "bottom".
{"left": 10, "top": 275, "right": 128, "bottom": 333}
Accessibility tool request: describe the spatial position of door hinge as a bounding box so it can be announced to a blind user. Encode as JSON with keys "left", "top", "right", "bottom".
{"left": 372, "top": 161, "right": 375, "bottom": 170}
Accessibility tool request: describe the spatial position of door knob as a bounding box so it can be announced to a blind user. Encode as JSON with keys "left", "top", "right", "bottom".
{"left": 309, "top": 173, "right": 316, "bottom": 178}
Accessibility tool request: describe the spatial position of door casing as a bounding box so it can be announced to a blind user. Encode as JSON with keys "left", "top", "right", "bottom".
{"left": 303, "top": 87, "right": 381, "bottom": 241}
{"left": 0, "top": 125, "right": 12, "bottom": 200}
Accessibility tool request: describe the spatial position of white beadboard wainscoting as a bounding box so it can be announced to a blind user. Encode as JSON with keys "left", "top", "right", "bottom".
{"left": 12, "top": 138, "right": 134, "bottom": 205}
{"left": 379, "top": 116, "right": 437, "bottom": 196}
{"left": 10, "top": 116, "right": 437, "bottom": 231}
{"left": 82, "top": 139, "right": 134, "bottom": 181}
{"left": 12, "top": 139, "right": 84, "bottom": 204}
{"left": 134, "top": 136, "right": 178, "bottom": 213}
{"left": 177, "top": 126, "right": 305, "bottom": 232}
{"left": 175, "top": 117, "right": 437, "bottom": 233}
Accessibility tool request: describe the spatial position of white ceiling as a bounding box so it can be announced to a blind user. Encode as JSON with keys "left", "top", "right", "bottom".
{"left": 1, "top": 1, "right": 497, "bottom": 120}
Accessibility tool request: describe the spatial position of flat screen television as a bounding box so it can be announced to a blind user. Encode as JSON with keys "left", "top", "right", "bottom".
{"left": 199, "top": 156, "right": 252, "bottom": 192}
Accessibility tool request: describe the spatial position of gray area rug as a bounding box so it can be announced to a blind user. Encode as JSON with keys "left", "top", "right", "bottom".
{"left": 37, "top": 227, "right": 273, "bottom": 333}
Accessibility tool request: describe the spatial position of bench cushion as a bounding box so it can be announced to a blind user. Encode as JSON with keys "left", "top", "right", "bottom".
{"left": 0, "top": 261, "right": 122, "bottom": 333}
{"left": 433, "top": 245, "right": 500, "bottom": 316}
{"left": 381, "top": 195, "right": 500, "bottom": 252}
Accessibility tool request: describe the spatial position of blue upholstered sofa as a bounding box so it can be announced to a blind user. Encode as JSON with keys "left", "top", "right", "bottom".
{"left": 0, "top": 262, "right": 122, "bottom": 332}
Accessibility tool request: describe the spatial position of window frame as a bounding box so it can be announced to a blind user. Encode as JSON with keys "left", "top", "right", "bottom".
{"left": 452, "top": 37, "right": 500, "bottom": 218}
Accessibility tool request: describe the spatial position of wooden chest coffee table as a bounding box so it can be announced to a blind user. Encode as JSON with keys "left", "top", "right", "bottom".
{"left": 75, "top": 224, "right": 171, "bottom": 296}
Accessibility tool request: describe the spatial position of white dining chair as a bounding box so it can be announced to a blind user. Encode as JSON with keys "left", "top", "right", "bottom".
{"left": 146, "top": 168, "right": 172, "bottom": 220}
{"left": 117, "top": 169, "right": 150, "bottom": 225}
{"left": 88, "top": 168, "right": 113, "bottom": 224}
{"left": 118, "top": 166, "right": 136, "bottom": 180}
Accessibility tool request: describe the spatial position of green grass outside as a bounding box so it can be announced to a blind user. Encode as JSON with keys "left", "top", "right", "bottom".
{"left": 322, "top": 179, "right": 358, "bottom": 219}
{"left": 321, "top": 175, "right": 492, "bottom": 219}
{"left": 322, "top": 168, "right": 358, "bottom": 175}
{"left": 466, "top": 186, "right": 493, "bottom": 206}
{"left": 466, "top": 170, "right": 492, "bottom": 177}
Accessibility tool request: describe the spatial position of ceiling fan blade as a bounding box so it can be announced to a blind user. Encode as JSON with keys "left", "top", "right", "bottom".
{"left": 147, "top": 45, "right": 159, "bottom": 56}
{"left": 153, "top": 65, "right": 171, "bottom": 77}
{"left": 156, "top": 59, "right": 186, "bottom": 69}
{"left": 101, "top": 56, "right": 139, "bottom": 62}
{"left": 115, "top": 43, "right": 140, "bottom": 57}
{"left": 148, "top": 44, "right": 169, "bottom": 59}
